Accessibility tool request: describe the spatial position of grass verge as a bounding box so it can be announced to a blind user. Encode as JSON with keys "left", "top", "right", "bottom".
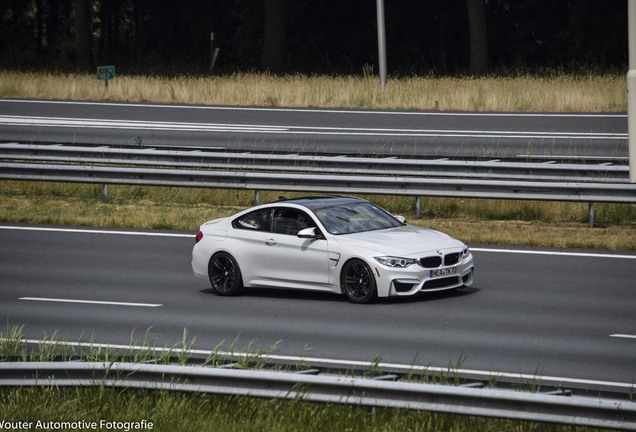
{"left": 2, "top": 386, "right": 613, "bottom": 432}
{"left": 1, "top": 181, "right": 634, "bottom": 250}
{"left": 0, "top": 70, "right": 627, "bottom": 112}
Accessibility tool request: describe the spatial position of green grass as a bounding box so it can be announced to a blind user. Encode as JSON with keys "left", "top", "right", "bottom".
{"left": 3, "top": 386, "right": 609, "bottom": 432}
{"left": 1, "top": 181, "right": 635, "bottom": 250}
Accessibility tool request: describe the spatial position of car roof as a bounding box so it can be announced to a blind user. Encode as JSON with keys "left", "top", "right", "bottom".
{"left": 274, "top": 195, "right": 366, "bottom": 210}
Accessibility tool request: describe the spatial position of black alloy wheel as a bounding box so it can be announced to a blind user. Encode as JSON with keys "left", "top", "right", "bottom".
{"left": 341, "top": 259, "right": 377, "bottom": 304}
{"left": 208, "top": 252, "right": 243, "bottom": 296}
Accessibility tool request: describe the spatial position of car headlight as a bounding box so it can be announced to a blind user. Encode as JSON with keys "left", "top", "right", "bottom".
{"left": 374, "top": 256, "right": 417, "bottom": 268}
{"left": 461, "top": 246, "right": 470, "bottom": 259}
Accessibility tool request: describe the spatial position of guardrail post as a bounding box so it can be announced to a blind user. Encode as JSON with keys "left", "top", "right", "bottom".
{"left": 415, "top": 196, "right": 421, "bottom": 219}
{"left": 254, "top": 190, "right": 260, "bottom": 205}
{"left": 588, "top": 202, "right": 595, "bottom": 228}
{"left": 102, "top": 184, "right": 109, "bottom": 203}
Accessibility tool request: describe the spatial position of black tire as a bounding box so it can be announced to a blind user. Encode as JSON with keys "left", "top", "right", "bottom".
{"left": 208, "top": 252, "right": 243, "bottom": 296}
{"left": 341, "top": 259, "right": 377, "bottom": 304}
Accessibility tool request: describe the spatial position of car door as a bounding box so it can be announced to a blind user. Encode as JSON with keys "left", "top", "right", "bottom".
{"left": 262, "top": 208, "right": 331, "bottom": 288}
{"left": 229, "top": 207, "right": 274, "bottom": 283}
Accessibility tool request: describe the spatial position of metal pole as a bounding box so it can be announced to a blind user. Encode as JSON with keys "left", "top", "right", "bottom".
{"left": 210, "top": 32, "right": 220, "bottom": 71}
{"left": 628, "top": 0, "right": 636, "bottom": 182}
{"left": 376, "top": 0, "right": 387, "bottom": 91}
{"left": 210, "top": 32, "right": 214, "bottom": 70}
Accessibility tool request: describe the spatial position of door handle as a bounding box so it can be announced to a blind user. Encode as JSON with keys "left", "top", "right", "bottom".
{"left": 265, "top": 238, "right": 277, "bottom": 245}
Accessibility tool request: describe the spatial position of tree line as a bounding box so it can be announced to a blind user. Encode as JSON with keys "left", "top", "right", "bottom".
{"left": 0, "top": 0, "right": 628, "bottom": 76}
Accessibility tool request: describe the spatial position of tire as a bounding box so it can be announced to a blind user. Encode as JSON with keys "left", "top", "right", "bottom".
{"left": 341, "top": 259, "right": 377, "bottom": 304}
{"left": 208, "top": 252, "right": 243, "bottom": 296}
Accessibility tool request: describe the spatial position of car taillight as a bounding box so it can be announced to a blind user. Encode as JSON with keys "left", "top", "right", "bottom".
{"left": 195, "top": 231, "right": 203, "bottom": 243}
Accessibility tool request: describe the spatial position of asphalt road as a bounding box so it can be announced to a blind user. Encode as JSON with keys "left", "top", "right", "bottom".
{"left": 0, "top": 99, "right": 628, "bottom": 159}
{"left": 1, "top": 225, "right": 634, "bottom": 388}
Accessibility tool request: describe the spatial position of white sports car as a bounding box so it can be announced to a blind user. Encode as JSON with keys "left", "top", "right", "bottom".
{"left": 192, "top": 196, "right": 474, "bottom": 303}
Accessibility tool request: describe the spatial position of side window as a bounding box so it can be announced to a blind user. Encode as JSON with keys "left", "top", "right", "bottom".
{"left": 232, "top": 208, "right": 271, "bottom": 232}
{"left": 272, "top": 209, "right": 314, "bottom": 235}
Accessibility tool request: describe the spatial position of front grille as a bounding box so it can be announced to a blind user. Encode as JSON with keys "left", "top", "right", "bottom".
{"left": 444, "top": 252, "right": 460, "bottom": 266}
{"left": 419, "top": 256, "right": 442, "bottom": 268}
{"left": 422, "top": 276, "right": 461, "bottom": 290}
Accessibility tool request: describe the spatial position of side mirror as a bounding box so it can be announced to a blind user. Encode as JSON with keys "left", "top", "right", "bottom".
{"left": 394, "top": 215, "right": 407, "bottom": 224}
{"left": 298, "top": 227, "right": 318, "bottom": 239}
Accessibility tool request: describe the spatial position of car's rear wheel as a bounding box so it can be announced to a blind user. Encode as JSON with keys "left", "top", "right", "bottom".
{"left": 208, "top": 252, "right": 243, "bottom": 296}
{"left": 341, "top": 259, "right": 377, "bottom": 304}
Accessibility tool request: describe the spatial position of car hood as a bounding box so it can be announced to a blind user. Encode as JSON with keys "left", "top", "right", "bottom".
{"left": 333, "top": 225, "right": 463, "bottom": 256}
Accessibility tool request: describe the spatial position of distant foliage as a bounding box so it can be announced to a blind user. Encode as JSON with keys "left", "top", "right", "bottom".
{"left": 0, "top": 0, "right": 628, "bottom": 75}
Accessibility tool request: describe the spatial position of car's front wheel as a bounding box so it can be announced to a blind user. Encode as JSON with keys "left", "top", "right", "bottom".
{"left": 208, "top": 252, "right": 243, "bottom": 296}
{"left": 341, "top": 259, "right": 377, "bottom": 304}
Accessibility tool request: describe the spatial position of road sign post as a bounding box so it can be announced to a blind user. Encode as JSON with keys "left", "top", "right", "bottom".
{"left": 97, "top": 65, "right": 116, "bottom": 91}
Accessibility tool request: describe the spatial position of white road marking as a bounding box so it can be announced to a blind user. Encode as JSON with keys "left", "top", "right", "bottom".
{"left": 0, "top": 98, "right": 626, "bottom": 118}
{"left": 2, "top": 226, "right": 634, "bottom": 260}
{"left": 12, "top": 338, "right": 636, "bottom": 391}
{"left": 471, "top": 247, "right": 636, "bottom": 260}
{"left": 19, "top": 297, "right": 162, "bottom": 308}
{"left": 0, "top": 115, "right": 625, "bottom": 140}
{"left": 610, "top": 334, "right": 636, "bottom": 340}
{"left": 0, "top": 225, "right": 193, "bottom": 238}
{"left": 0, "top": 115, "right": 287, "bottom": 133}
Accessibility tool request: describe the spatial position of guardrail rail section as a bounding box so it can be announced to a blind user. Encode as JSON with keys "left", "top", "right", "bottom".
{"left": 0, "top": 143, "right": 635, "bottom": 227}
{"left": 0, "top": 361, "right": 635, "bottom": 430}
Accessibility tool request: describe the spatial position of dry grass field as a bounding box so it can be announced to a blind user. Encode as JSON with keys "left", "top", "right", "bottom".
{"left": 0, "top": 70, "right": 626, "bottom": 112}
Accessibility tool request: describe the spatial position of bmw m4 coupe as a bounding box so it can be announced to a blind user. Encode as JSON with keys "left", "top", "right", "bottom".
{"left": 192, "top": 196, "right": 474, "bottom": 303}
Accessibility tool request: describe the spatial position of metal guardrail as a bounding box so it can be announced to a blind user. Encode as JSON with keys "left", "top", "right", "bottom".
{"left": 1, "top": 143, "right": 635, "bottom": 226}
{"left": 1, "top": 362, "right": 635, "bottom": 431}
{"left": 0, "top": 161, "right": 634, "bottom": 203}
{"left": 0, "top": 142, "right": 630, "bottom": 182}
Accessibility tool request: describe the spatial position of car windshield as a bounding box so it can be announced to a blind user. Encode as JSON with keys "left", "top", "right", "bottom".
{"left": 313, "top": 201, "right": 403, "bottom": 235}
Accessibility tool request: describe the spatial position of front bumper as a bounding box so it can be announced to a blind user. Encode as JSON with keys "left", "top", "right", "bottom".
{"left": 376, "top": 253, "right": 474, "bottom": 297}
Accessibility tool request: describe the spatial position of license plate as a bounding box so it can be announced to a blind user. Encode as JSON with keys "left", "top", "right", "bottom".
{"left": 429, "top": 267, "right": 457, "bottom": 278}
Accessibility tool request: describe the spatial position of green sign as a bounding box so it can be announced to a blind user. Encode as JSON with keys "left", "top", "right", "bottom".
{"left": 97, "top": 65, "right": 115, "bottom": 80}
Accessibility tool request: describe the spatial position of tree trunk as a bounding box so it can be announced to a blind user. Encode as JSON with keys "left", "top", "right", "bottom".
{"left": 261, "top": 0, "right": 287, "bottom": 73}
{"left": 466, "top": 0, "right": 488, "bottom": 75}
{"left": 47, "top": 0, "right": 62, "bottom": 50}
{"left": 73, "top": 0, "right": 92, "bottom": 69}
{"left": 35, "top": 0, "right": 43, "bottom": 52}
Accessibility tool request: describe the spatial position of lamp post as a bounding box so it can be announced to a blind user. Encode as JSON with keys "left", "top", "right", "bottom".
{"left": 376, "top": 0, "right": 387, "bottom": 91}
